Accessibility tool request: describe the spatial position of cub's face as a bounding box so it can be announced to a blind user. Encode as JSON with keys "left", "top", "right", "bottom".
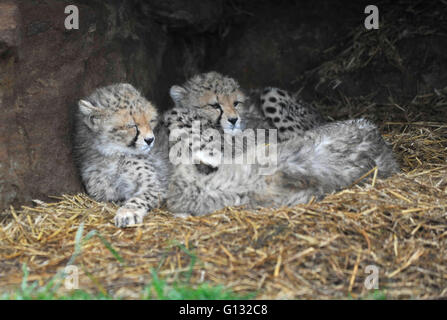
{"left": 78, "top": 96, "right": 158, "bottom": 156}
{"left": 170, "top": 85, "right": 245, "bottom": 135}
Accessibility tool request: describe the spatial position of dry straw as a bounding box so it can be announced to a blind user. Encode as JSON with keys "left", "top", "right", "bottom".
{"left": 1, "top": 116, "right": 446, "bottom": 299}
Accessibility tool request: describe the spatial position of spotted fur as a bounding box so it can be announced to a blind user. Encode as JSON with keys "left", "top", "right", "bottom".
{"left": 163, "top": 73, "right": 399, "bottom": 215}
{"left": 73, "top": 83, "right": 171, "bottom": 228}
{"left": 166, "top": 117, "right": 399, "bottom": 216}
{"left": 169, "top": 71, "right": 246, "bottom": 135}
{"left": 260, "top": 87, "right": 326, "bottom": 141}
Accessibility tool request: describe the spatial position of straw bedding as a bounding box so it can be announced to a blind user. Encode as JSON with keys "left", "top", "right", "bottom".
{"left": 1, "top": 110, "right": 446, "bottom": 299}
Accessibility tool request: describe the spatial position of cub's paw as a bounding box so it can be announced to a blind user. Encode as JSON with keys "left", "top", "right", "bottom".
{"left": 194, "top": 149, "right": 222, "bottom": 168}
{"left": 114, "top": 207, "right": 146, "bottom": 228}
{"left": 172, "top": 213, "right": 192, "bottom": 219}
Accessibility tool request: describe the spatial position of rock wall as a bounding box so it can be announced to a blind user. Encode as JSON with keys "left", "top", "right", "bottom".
{"left": 207, "top": 1, "right": 447, "bottom": 102}
{"left": 0, "top": 0, "right": 184, "bottom": 209}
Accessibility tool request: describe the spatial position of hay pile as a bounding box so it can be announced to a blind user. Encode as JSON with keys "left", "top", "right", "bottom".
{"left": 1, "top": 118, "right": 446, "bottom": 299}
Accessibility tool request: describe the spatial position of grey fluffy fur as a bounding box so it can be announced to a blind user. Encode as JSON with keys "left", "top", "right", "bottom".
{"left": 73, "top": 83, "right": 171, "bottom": 227}
{"left": 167, "top": 118, "right": 399, "bottom": 215}
{"left": 164, "top": 73, "right": 400, "bottom": 216}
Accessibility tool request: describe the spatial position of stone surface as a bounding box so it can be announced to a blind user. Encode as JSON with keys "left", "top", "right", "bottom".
{"left": 0, "top": 1, "right": 21, "bottom": 55}
{"left": 137, "top": 0, "right": 224, "bottom": 33}
{"left": 208, "top": 0, "right": 447, "bottom": 104}
{"left": 0, "top": 0, "right": 183, "bottom": 209}
{"left": 207, "top": 1, "right": 363, "bottom": 93}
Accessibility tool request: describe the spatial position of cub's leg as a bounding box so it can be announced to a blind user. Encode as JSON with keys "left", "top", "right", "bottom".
{"left": 114, "top": 158, "right": 162, "bottom": 228}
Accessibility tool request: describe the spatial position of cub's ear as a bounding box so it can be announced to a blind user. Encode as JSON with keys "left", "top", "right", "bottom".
{"left": 78, "top": 100, "right": 96, "bottom": 115}
{"left": 78, "top": 100, "right": 102, "bottom": 130}
{"left": 169, "top": 85, "right": 187, "bottom": 104}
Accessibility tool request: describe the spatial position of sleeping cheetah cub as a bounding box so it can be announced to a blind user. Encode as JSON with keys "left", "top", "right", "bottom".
{"left": 73, "top": 83, "right": 171, "bottom": 228}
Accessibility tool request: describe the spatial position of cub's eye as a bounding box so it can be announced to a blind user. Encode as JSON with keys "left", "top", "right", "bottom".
{"left": 118, "top": 124, "right": 137, "bottom": 131}
{"left": 208, "top": 103, "right": 221, "bottom": 109}
{"left": 234, "top": 101, "right": 242, "bottom": 107}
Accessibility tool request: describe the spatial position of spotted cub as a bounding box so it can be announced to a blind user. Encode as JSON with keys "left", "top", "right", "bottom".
{"left": 164, "top": 71, "right": 250, "bottom": 172}
{"left": 260, "top": 87, "right": 326, "bottom": 141}
{"left": 162, "top": 72, "right": 399, "bottom": 216}
{"left": 168, "top": 71, "right": 246, "bottom": 135}
{"left": 73, "top": 83, "right": 171, "bottom": 228}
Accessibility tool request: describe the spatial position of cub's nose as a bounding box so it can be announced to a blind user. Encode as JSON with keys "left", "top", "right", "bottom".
{"left": 228, "top": 117, "right": 239, "bottom": 125}
{"left": 144, "top": 137, "right": 155, "bottom": 146}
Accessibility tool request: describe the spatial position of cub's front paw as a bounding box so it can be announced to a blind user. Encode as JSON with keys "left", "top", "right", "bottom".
{"left": 114, "top": 207, "right": 146, "bottom": 228}
{"left": 194, "top": 149, "right": 222, "bottom": 168}
{"left": 173, "top": 213, "right": 192, "bottom": 219}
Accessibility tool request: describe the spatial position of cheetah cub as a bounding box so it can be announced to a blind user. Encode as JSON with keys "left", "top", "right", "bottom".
{"left": 259, "top": 87, "right": 326, "bottom": 141}
{"left": 73, "top": 83, "right": 171, "bottom": 228}
{"left": 163, "top": 72, "right": 325, "bottom": 174}
{"left": 164, "top": 71, "right": 249, "bottom": 173}
{"left": 162, "top": 72, "right": 399, "bottom": 216}
{"left": 168, "top": 71, "right": 245, "bottom": 135}
{"left": 167, "top": 118, "right": 400, "bottom": 215}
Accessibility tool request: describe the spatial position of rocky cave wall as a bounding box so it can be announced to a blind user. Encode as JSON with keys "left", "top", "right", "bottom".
{"left": 0, "top": 0, "right": 197, "bottom": 209}
{"left": 1, "top": 0, "right": 446, "bottom": 210}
